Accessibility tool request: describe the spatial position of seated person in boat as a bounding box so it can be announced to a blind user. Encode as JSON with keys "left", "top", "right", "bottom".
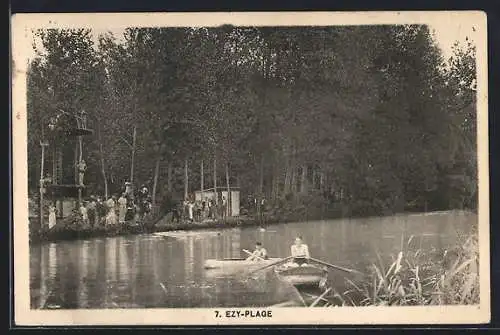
{"left": 246, "top": 242, "right": 268, "bottom": 261}
{"left": 290, "top": 236, "right": 310, "bottom": 267}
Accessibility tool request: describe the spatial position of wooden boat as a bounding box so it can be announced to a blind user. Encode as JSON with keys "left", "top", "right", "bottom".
{"left": 203, "top": 257, "right": 282, "bottom": 276}
{"left": 274, "top": 263, "right": 328, "bottom": 288}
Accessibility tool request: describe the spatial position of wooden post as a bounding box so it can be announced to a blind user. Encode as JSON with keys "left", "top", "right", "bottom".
{"left": 78, "top": 136, "right": 83, "bottom": 162}
{"left": 39, "top": 141, "right": 47, "bottom": 230}
{"left": 77, "top": 136, "right": 83, "bottom": 206}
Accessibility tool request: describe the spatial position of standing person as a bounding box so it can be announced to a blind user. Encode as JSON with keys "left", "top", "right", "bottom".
{"left": 171, "top": 200, "right": 181, "bottom": 224}
{"left": 208, "top": 199, "right": 213, "bottom": 219}
{"left": 187, "top": 200, "right": 194, "bottom": 223}
{"left": 202, "top": 198, "right": 209, "bottom": 220}
{"left": 48, "top": 204, "right": 57, "bottom": 229}
{"left": 87, "top": 196, "right": 97, "bottom": 227}
{"left": 106, "top": 196, "right": 117, "bottom": 226}
{"left": 195, "top": 200, "right": 202, "bottom": 221}
{"left": 80, "top": 202, "right": 89, "bottom": 225}
{"left": 221, "top": 196, "right": 227, "bottom": 219}
{"left": 96, "top": 196, "right": 106, "bottom": 226}
{"left": 290, "top": 236, "right": 310, "bottom": 267}
{"left": 183, "top": 199, "right": 189, "bottom": 221}
{"left": 77, "top": 160, "right": 87, "bottom": 186}
{"left": 118, "top": 193, "right": 128, "bottom": 224}
{"left": 201, "top": 199, "right": 206, "bottom": 220}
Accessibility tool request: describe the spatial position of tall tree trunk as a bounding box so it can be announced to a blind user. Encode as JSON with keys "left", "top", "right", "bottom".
{"left": 259, "top": 154, "right": 264, "bottom": 196}
{"left": 184, "top": 158, "right": 189, "bottom": 200}
{"left": 74, "top": 140, "right": 78, "bottom": 184}
{"left": 130, "top": 126, "right": 137, "bottom": 183}
{"left": 39, "top": 143, "right": 46, "bottom": 229}
{"left": 213, "top": 156, "right": 217, "bottom": 204}
{"left": 97, "top": 124, "right": 108, "bottom": 199}
{"left": 319, "top": 170, "right": 325, "bottom": 192}
{"left": 200, "top": 159, "right": 204, "bottom": 192}
{"left": 312, "top": 169, "right": 317, "bottom": 190}
{"left": 291, "top": 162, "right": 297, "bottom": 194}
{"left": 283, "top": 157, "right": 291, "bottom": 195}
{"left": 300, "top": 165, "right": 308, "bottom": 194}
{"left": 152, "top": 157, "right": 160, "bottom": 206}
{"left": 272, "top": 164, "right": 280, "bottom": 200}
{"left": 271, "top": 169, "right": 276, "bottom": 201}
{"left": 167, "top": 161, "right": 173, "bottom": 193}
{"left": 283, "top": 166, "right": 289, "bottom": 195}
{"left": 225, "top": 161, "right": 230, "bottom": 217}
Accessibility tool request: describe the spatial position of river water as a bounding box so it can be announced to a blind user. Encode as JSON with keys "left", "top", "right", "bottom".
{"left": 30, "top": 210, "right": 476, "bottom": 309}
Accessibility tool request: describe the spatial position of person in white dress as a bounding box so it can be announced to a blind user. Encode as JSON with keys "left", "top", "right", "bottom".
{"left": 48, "top": 204, "right": 57, "bottom": 229}
{"left": 80, "top": 203, "right": 89, "bottom": 225}
{"left": 105, "top": 196, "right": 117, "bottom": 225}
{"left": 117, "top": 193, "right": 128, "bottom": 224}
{"left": 187, "top": 201, "right": 194, "bottom": 222}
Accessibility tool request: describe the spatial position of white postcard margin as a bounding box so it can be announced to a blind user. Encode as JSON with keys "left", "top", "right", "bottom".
{"left": 11, "top": 11, "right": 490, "bottom": 325}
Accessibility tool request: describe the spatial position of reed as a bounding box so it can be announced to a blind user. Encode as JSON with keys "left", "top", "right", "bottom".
{"left": 339, "top": 231, "right": 479, "bottom": 306}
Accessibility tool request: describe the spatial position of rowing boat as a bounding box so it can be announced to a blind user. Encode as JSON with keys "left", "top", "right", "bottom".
{"left": 274, "top": 263, "right": 328, "bottom": 287}
{"left": 203, "top": 258, "right": 282, "bottom": 276}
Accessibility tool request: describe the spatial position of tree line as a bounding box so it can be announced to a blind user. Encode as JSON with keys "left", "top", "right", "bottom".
{"left": 27, "top": 24, "right": 477, "bottom": 218}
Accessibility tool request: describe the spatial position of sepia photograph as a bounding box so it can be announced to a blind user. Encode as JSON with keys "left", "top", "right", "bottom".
{"left": 12, "top": 11, "right": 489, "bottom": 325}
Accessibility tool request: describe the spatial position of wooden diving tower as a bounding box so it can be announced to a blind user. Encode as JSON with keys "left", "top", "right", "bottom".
{"left": 39, "top": 110, "right": 93, "bottom": 228}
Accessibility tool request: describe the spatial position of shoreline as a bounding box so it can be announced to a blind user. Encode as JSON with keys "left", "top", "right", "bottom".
{"left": 29, "top": 215, "right": 283, "bottom": 245}
{"left": 28, "top": 208, "right": 476, "bottom": 245}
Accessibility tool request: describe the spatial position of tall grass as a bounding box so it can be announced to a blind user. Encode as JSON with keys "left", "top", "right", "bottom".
{"left": 338, "top": 232, "right": 479, "bottom": 306}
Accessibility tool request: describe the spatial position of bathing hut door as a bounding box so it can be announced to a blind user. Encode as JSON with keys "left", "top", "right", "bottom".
{"left": 222, "top": 190, "right": 240, "bottom": 217}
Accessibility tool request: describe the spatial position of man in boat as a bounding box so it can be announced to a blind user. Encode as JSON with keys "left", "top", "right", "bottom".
{"left": 290, "top": 236, "right": 310, "bottom": 267}
{"left": 246, "top": 242, "right": 268, "bottom": 261}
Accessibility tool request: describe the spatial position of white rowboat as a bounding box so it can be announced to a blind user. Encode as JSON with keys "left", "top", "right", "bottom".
{"left": 203, "top": 258, "right": 282, "bottom": 275}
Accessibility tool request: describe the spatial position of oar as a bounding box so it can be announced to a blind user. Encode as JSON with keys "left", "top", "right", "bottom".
{"left": 308, "top": 257, "right": 364, "bottom": 275}
{"left": 242, "top": 249, "right": 266, "bottom": 261}
{"left": 248, "top": 255, "right": 295, "bottom": 275}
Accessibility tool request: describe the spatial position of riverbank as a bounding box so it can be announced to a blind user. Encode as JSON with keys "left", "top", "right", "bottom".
{"left": 29, "top": 201, "right": 338, "bottom": 244}
{"left": 29, "top": 205, "right": 475, "bottom": 245}
{"left": 29, "top": 214, "right": 290, "bottom": 244}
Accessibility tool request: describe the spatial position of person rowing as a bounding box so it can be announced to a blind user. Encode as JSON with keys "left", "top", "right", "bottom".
{"left": 290, "top": 236, "right": 310, "bottom": 267}
{"left": 246, "top": 242, "right": 269, "bottom": 261}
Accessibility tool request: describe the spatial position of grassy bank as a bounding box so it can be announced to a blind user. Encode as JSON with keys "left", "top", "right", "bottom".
{"left": 328, "top": 231, "right": 480, "bottom": 306}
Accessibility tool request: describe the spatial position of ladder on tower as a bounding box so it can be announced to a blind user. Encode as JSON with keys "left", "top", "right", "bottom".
{"left": 53, "top": 149, "right": 63, "bottom": 184}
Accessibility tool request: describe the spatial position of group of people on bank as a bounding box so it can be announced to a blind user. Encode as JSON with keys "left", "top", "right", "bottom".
{"left": 172, "top": 196, "right": 228, "bottom": 223}
{"left": 47, "top": 184, "right": 153, "bottom": 229}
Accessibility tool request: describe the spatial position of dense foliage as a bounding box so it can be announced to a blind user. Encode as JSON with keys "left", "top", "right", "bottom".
{"left": 27, "top": 25, "right": 477, "bottom": 218}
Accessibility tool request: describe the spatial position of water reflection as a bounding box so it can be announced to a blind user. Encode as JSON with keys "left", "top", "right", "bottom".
{"left": 30, "top": 210, "right": 476, "bottom": 309}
